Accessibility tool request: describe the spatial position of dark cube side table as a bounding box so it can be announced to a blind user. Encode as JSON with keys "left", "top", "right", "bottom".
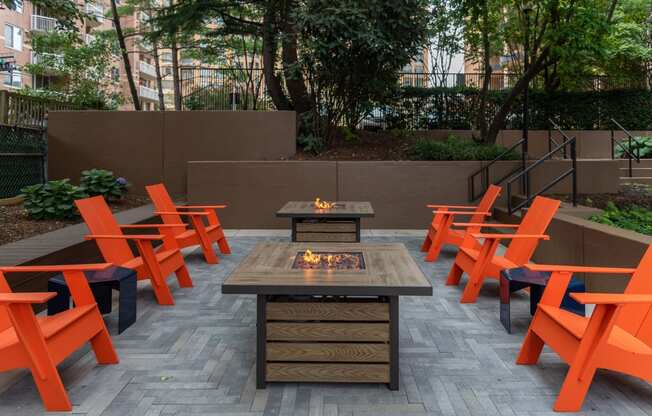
{"left": 47, "top": 266, "right": 137, "bottom": 334}
{"left": 500, "top": 267, "right": 585, "bottom": 334}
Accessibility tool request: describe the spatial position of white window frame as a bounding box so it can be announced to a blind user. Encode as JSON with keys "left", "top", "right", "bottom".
{"left": 4, "top": 24, "right": 22, "bottom": 51}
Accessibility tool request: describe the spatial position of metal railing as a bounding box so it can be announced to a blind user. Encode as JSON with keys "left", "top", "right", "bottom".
{"left": 31, "top": 15, "right": 57, "bottom": 32}
{"left": 85, "top": 2, "right": 104, "bottom": 21}
{"left": 468, "top": 139, "right": 527, "bottom": 202}
{"left": 139, "top": 61, "right": 157, "bottom": 78}
{"left": 506, "top": 120, "right": 577, "bottom": 214}
{"left": 139, "top": 85, "right": 158, "bottom": 101}
{"left": 610, "top": 118, "right": 641, "bottom": 178}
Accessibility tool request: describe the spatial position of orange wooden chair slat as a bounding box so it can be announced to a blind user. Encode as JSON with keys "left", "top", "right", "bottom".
{"left": 516, "top": 243, "right": 652, "bottom": 412}
{"left": 445, "top": 195, "right": 561, "bottom": 303}
{"left": 421, "top": 184, "right": 501, "bottom": 262}
{"left": 145, "top": 183, "right": 230, "bottom": 264}
{"left": 75, "top": 196, "right": 192, "bottom": 306}
{"left": 0, "top": 263, "right": 118, "bottom": 411}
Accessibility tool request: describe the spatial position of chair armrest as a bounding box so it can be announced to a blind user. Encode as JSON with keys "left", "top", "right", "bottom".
{"left": 526, "top": 264, "right": 637, "bottom": 274}
{"left": 120, "top": 224, "right": 187, "bottom": 228}
{"left": 570, "top": 293, "right": 652, "bottom": 305}
{"left": 433, "top": 211, "right": 491, "bottom": 216}
{"left": 452, "top": 222, "right": 520, "bottom": 228}
{"left": 0, "top": 263, "right": 112, "bottom": 273}
{"left": 85, "top": 234, "right": 163, "bottom": 241}
{"left": 427, "top": 204, "right": 476, "bottom": 209}
{"left": 471, "top": 233, "right": 549, "bottom": 240}
{"left": 176, "top": 205, "right": 226, "bottom": 209}
{"left": 156, "top": 211, "right": 209, "bottom": 216}
{"left": 0, "top": 292, "right": 56, "bottom": 305}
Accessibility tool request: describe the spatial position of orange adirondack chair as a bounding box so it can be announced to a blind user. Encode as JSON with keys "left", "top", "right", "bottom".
{"left": 421, "top": 184, "right": 501, "bottom": 262}
{"left": 145, "top": 183, "right": 230, "bottom": 264}
{"left": 0, "top": 263, "right": 118, "bottom": 411}
{"left": 75, "top": 196, "right": 193, "bottom": 306}
{"left": 446, "top": 196, "right": 560, "bottom": 303}
{"left": 517, "top": 244, "right": 652, "bottom": 412}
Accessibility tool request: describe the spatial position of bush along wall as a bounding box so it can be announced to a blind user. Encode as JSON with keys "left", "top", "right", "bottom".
{"left": 381, "top": 87, "right": 652, "bottom": 131}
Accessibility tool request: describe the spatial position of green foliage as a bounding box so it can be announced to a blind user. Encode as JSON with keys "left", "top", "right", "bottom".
{"left": 339, "top": 127, "right": 359, "bottom": 143}
{"left": 590, "top": 202, "right": 652, "bottom": 235}
{"left": 614, "top": 136, "right": 652, "bottom": 159}
{"left": 298, "top": 134, "right": 325, "bottom": 155}
{"left": 20, "top": 180, "right": 88, "bottom": 220}
{"left": 410, "top": 136, "right": 519, "bottom": 161}
{"left": 25, "top": 31, "right": 122, "bottom": 109}
{"left": 80, "top": 169, "right": 129, "bottom": 200}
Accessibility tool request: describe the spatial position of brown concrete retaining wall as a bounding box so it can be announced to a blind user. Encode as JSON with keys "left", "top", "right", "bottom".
{"left": 495, "top": 206, "right": 651, "bottom": 293}
{"left": 187, "top": 160, "right": 620, "bottom": 229}
{"left": 47, "top": 111, "right": 297, "bottom": 196}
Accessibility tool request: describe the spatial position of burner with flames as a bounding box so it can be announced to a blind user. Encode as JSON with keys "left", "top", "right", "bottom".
{"left": 313, "top": 198, "right": 338, "bottom": 209}
{"left": 292, "top": 250, "right": 365, "bottom": 270}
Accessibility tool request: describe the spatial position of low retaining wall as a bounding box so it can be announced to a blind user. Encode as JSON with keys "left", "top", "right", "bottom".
{"left": 187, "top": 160, "right": 620, "bottom": 229}
{"left": 47, "top": 111, "right": 297, "bottom": 196}
{"left": 495, "top": 206, "right": 651, "bottom": 293}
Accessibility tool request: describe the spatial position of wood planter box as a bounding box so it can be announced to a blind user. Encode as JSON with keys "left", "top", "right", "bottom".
{"left": 294, "top": 219, "right": 358, "bottom": 242}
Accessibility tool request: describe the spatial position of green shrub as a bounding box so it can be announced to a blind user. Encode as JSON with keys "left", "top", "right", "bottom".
{"left": 20, "top": 179, "right": 88, "bottom": 220}
{"left": 590, "top": 202, "right": 652, "bottom": 235}
{"left": 614, "top": 136, "right": 652, "bottom": 159}
{"left": 410, "top": 136, "right": 520, "bottom": 161}
{"left": 298, "top": 134, "right": 325, "bottom": 154}
{"left": 80, "top": 169, "right": 128, "bottom": 200}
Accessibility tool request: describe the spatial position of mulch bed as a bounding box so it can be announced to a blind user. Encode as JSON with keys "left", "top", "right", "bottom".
{"left": 554, "top": 184, "right": 652, "bottom": 211}
{"left": 291, "top": 130, "right": 418, "bottom": 161}
{"left": 0, "top": 194, "right": 151, "bottom": 246}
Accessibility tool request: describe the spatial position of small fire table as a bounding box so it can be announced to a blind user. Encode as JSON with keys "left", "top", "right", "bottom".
{"left": 276, "top": 200, "right": 374, "bottom": 242}
{"left": 222, "top": 242, "right": 432, "bottom": 390}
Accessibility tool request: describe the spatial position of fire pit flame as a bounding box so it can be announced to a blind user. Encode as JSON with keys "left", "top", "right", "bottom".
{"left": 314, "top": 197, "right": 335, "bottom": 209}
{"left": 295, "top": 250, "right": 365, "bottom": 270}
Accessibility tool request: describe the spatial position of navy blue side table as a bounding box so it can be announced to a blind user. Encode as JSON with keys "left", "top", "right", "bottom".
{"left": 47, "top": 266, "right": 137, "bottom": 334}
{"left": 500, "top": 267, "right": 585, "bottom": 333}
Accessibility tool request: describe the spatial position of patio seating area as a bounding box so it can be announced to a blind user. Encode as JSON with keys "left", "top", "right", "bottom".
{"left": 0, "top": 231, "right": 650, "bottom": 415}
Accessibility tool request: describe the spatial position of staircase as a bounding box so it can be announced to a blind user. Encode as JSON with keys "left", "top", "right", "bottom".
{"left": 619, "top": 159, "right": 652, "bottom": 186}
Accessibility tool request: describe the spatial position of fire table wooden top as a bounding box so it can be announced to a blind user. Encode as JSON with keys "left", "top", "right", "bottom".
{"left": 276, "top": 201, "right": 375, "bottom": 218}
{"left": 222, "top": 242, "right": 432, "bottom": 297}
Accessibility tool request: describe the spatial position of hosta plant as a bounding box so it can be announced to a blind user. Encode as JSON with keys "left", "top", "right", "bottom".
{"left": 21, "top": 180, "right": 88, "bottom": 220}
{"left": 80, "top": 169, "right": 129, "bottom": 200}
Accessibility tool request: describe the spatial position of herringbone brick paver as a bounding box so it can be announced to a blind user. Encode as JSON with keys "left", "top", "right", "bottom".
{"left": 0, "top": 236, "right": 650, "bottom": 415}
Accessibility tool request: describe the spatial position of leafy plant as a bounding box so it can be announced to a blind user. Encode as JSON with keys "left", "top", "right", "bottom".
{"left": 339, "top": 127, "right": 359, "bottom": 143}
{"left": 614, "top": 136, "right": 652, "bottom": 159}
{"left": 590, "top": 202, "right": 652, "bottom": 235}
{"left": 298, "top": 134, "right": 325, "bottom": 155}
{"left": 20, "top": 180, "right": 88, "bottom": 220}
{"left": 80, "top": 169, "right": 129, "bottom": 200}
{"left": 410, "top": 136, "right": 519, "bottom": 161}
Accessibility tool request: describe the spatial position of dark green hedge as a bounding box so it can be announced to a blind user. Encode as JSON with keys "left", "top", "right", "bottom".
{"left": 381, "top": 87, "right": 652, "bottom": 131}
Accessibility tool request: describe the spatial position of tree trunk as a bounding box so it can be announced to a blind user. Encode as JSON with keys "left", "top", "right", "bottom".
{"left": 152, "top": 42, "right": 166, "bottom": 111}
{"left": 171, "top": 37, "right": 181, "bottom": 110}
{"left": 262, "top": 1, "right": 290, "bottom": 110}
{"left": 281, "top": 0, "right": 312, "bottom": 115}
{"left": 485, "top": 49, "right": 552, "bottom": 144}
{"left": 111, "top": 0, "right": 140, "bottom": 110}
{"left": 477, "top": 0, "right": 491, "bottom": 141}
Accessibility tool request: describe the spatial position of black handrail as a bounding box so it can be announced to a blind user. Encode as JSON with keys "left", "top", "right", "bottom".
{"left": 610, "top": 118, "right": 641, "bottom": 178}
{"left": 468, "top": 138, "right": 526, "bottom": 201}
{"left": 506, "top": 129, "right": 577, "bottom": 214}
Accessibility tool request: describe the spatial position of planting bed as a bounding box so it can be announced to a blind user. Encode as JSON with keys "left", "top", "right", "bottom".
{"left": 0, "top": 194, "right": 150, "bottom": 246}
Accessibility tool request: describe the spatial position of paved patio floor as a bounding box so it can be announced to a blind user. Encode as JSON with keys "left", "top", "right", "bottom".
{"left": 0, "top": 232, "right": 650, "bottom": 415}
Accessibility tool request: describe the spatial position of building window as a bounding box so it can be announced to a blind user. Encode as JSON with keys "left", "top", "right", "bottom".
{"left": 111, "top": 67, "right": 120, "bottom": 81}
{"left": 4, "top": 24, "right": 22, "bottom": 51}
{"left": 8, "top": 0, "right": 23, "bottom": 13}
{"left": 4, "top": 71, "right": 22, "bottom": 88}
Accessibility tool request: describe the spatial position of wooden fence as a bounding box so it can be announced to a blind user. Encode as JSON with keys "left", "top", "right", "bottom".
{"left": 0, "top": 90, "right": 78, "bottom": 130}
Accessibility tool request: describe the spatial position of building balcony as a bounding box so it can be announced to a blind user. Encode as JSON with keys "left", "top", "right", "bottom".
{"left": 31, "top": 15, "right": 58, "bottom": 32}
{"left": 31, "top": 52, "right": 63, "bottom": 74}
{"left": 139, "top": 85, "right": 158, "bottom": 101}
{"left": 85, "top": 34, "right": 96, "bottom": 44}
{"left": 85, "top": 3, "right": 104, "bottom": 26}
{"left": 139, "top": 61, "right": 156, "bottom": 78}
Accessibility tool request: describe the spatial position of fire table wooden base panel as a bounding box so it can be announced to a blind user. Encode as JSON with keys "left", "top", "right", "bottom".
{"left": 223, "top": 242, "right": 432, "bottom": 391}
{"left": 258, "top": 296, "right": 398, "bottom": 389}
